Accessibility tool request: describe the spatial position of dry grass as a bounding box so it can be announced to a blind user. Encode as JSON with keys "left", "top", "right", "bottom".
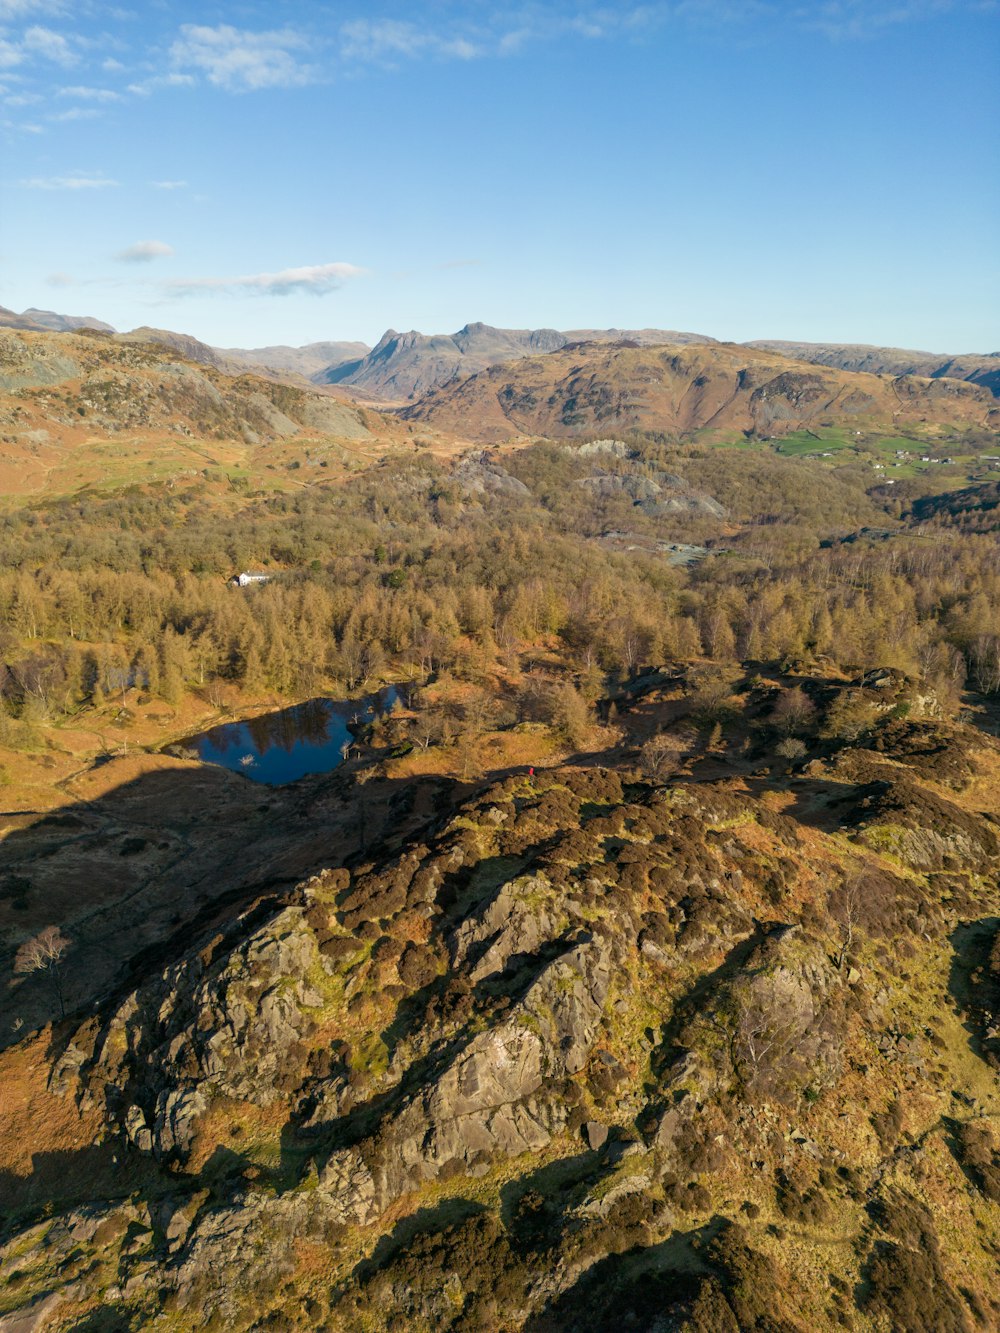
{"left": 0, "top": 1030, "right": 103, "bottom": 1178}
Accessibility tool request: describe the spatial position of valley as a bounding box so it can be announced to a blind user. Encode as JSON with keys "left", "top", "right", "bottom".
{"left": 0, "top": 318, "right": 998, "bottom": 1331}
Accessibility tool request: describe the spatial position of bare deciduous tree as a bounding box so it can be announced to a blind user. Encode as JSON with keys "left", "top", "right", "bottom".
{"left": 639, "top": 733, "right": 681, "bottom": 782}
{"left": 832, "top": 877, "right": 862, "bottom": 971}
{"left": 15, "top": 925, "right": 71, "bottom": 1017}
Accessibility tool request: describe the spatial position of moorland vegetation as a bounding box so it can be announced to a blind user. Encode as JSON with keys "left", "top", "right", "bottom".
{"left": 0, "top": 328, "right": 999, "bottom": 1331}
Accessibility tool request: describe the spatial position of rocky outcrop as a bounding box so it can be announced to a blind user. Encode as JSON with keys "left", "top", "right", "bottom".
{"left": 5, "top": 715, "right": 1000, "bottom": 1330}
{"left": 91, "top": 906, "right": 326, "bottom": 1159}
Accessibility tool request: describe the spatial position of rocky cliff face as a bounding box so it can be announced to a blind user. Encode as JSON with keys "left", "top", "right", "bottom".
{"left": 2, "top": 690, "right": 999, "bottom": 1331}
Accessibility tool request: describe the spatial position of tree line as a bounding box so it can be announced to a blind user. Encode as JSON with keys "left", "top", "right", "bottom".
{"left": 1, "top": 440, "right": 998, "bottom": 732}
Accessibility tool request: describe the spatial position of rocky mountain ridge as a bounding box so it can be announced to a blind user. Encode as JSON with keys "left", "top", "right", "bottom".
{"left": 317, "top": 323, "right": 718, "bottom": 400}
{"left": 402, "top": 340, "right": 999, "bottom": 442}
{"left": 6, "top": 307, "right": 999, "bottom": 402}
{"left": 747, "top": 340, "right": 1000, "bottom": 398}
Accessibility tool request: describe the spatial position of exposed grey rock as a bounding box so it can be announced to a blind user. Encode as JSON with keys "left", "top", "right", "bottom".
{"left": 571, "top": 439, "right": 636, "bottom": 459}
{"left": 584, "top": 1120, "right": 608, "bottom": 1151}
{"left": 316, "top": 934, "right": 614, "bottom": 1227}
{"left": 450, "top": 873, "right": 558, "bottom": 982}
{"left": 317, "top": 1149, "right": 380, "bottom": 1225}
{"left": 92, "top": 906, "right": 325, "bottom": 1158}
{"left": 454, "top": 451, "right": 530, "bottom": 496}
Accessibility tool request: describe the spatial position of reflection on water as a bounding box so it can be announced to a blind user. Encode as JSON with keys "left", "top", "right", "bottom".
{"left": 177, "top": 686, "right": 402, "bottom": 786}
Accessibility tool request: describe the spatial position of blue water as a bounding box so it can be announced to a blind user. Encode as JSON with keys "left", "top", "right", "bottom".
{"left": 180, "top": 687, "right": 402, "bottom": 786}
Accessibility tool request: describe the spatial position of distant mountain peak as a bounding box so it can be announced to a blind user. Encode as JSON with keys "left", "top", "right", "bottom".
{"left": 0, "top": 305, "right": 115, "bottom": 334}
{"left": 314, "top": 322, "right": 718, "bottom": 399}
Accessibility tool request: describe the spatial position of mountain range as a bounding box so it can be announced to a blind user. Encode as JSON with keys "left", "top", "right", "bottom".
{"left": 2, "top": 324, "right": 996, "bottom": 489}
{"left": 6, "top": 306, "right": 996, "bottom": 404}
{"left": 316, "top": 323, "right": 718, "bottom": 400}
{"left": 747, "top": 340, "right": 1000, "bottom": 398}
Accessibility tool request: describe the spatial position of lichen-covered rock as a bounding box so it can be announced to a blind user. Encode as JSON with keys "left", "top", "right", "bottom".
{"left": 90, "top": 905, "right": 326, "bottom": 1158}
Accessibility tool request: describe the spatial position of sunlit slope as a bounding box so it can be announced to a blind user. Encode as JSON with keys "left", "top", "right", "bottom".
{"left": 402, "top": 340, "right": 999, "bottom": 443}
{"left": 0, "top": 329, "right": 438, "bottom": 500}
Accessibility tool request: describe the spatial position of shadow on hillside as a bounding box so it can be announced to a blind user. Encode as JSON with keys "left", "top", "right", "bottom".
{"left": 948, "top": 917, "right": 1000, "bottom": 1067}
{"left": 522, "top": 1221, "right": 725, "bottom": 1332}
{"left": 0, "top": 1139, "right": 161, "bottom": 1223}
{"left": 344, "top": 1197, "right": 490, "bottom": 1292}
{"left": 499, "top": 1149, "right": 608, "bottom": 1252}
{"left": 0, "top": 756, "right": 457, "bottom": 1052}
{"left": 739, "top": 771, "right": 888, "bottom": 832}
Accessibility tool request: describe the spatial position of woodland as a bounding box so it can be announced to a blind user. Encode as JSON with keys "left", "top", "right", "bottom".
{"left": 1, "top": 438, "right": 999, "bottom": 750}
{"left": 1, "top": 339, "right": 1000, "bottom": 1331}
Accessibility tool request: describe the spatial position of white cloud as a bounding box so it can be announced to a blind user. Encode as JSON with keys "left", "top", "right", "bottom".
{"left": 165, "top": 261, "right": 365, "bottom": 297}
{"left": 19, "top": 171, "right": 117, "bottom": 188}
{"left": 0, "top": 22, "right": 78, "bottom": 69}
{"left": 116, "top": 239, "right": 175, "bottom": 263}
{"left": 169, "top": 24, "right": 318, "bottom": 92}
{"left": 0, "top": 0, "right": 65, "bottom": 16}
{"left": 339, "top": 18, "right": 484, "bottom": 64}
{"left": 57, "top": 84, "right": 121, "bottom": 101}
{"left": 799, "top": 1, "right": 976, "bottom": 38}
{"left": 50, "top": 105, "right": 100, "bottom": 119}
{"left": 0, "top": 38, "right": 26, "bottom": 67}
{"left": 151, "top": 178, "right": 188, "bottom": 190}
{"left": 127, "top": 71, "right": 196, "bottom": 95}
{"left": 21, "top": 25, "right": 75, "bottom": 64}
{"left": 45, "top": 270, "right": 75, "bottom": 286}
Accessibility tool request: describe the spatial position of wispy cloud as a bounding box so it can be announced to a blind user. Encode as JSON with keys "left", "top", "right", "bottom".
{"left": 0, "top": 21, "right": 77, "bottom": 70}
{"left": 151, "top": 178, "right": 188, "bottom": 190}
{"left": 57, "top": 83, "right": 121, "bottom": 100}
{"left": 116, "top": 239, "right": 174, "bottom": 263}
{"left": 127, "top": 72, "right": 195, "bottom": 96}
{"left": 798, "top": 0, "right": 988, "bottom": 39}
{"left": 49, "top": 105, "right": 100, "bottom": 120}
{"left": 339, "top": 18, "right": 481, "bottom": 64}
{"left": 19, "top": 171, "right": 117, "bottom": 188}
{"left": 45, "top": 270, "right": 75, "bottom": 286}
{"left": 165, "top": 261, "right": 365, "bottom": 297}
{"left": 169, "top": 24, "right": 318, "bottom": 91}
{"left": 0, "top": 0, "right": 66, "bottom": 17}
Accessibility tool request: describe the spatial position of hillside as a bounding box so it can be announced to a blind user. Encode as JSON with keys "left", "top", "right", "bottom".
{"left": 0, "top": 305, "right": 114, "bottom": 334}
{"left": 220, "top": 340, "right": 371, "bottom": 380}
{"left": 1, "top": 668, "right": 999, "bottom": 1330}
{"left": 317, "top": 323, "right": 718, "bottom": 399}
{"left": 747, "top": 340, "right": 1000, "bottom": 398}
{"left": 402, "top": 340, "right": 999, "bottom": 443}
{"left": 0, "top": 327, "right": 426, "bottom": 500}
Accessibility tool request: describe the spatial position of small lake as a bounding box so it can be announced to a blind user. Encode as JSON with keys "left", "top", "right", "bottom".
{"left": 174, "top": 686, "right": 404, "bottom": 786}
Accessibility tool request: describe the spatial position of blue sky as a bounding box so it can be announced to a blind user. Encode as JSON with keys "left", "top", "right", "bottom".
{"left": 1, "top": 1, "right": 997, "bottom": 350}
